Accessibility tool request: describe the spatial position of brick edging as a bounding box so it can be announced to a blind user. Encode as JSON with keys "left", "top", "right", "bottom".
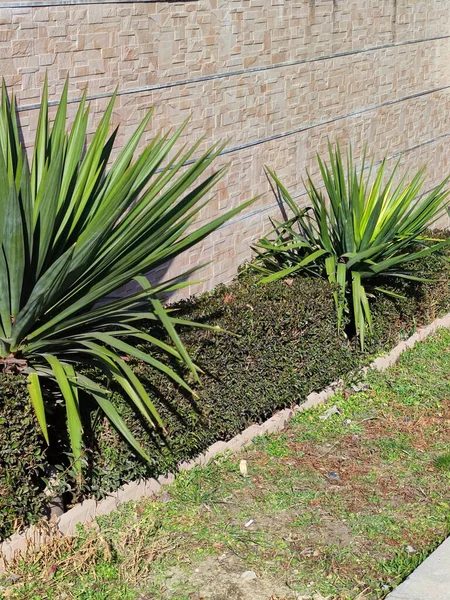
{"left": 2, "top": 313, "right": 450, "bottom": 570}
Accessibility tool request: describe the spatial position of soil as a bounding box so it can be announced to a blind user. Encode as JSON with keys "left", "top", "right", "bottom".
{"left": 177, "top": 555, "right": 296, "bottom": 600}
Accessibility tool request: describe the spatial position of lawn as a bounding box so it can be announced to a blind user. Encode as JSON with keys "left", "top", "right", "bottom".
{"left": 3, "top": 329, "right": 450, "bottom": 600}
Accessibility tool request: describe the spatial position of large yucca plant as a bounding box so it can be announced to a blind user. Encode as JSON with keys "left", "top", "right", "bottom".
{"left": 0, "top": 79, "right": 252, "bottom": 467}
{"left": 252, "top": 143, "right": 450, "bottom": 347}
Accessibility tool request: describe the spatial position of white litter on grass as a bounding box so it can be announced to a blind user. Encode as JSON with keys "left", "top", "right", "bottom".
{"left": 240, "top": 570, "right": 257, "bottom": 580}
{"left": 239, "top": 459, "right": 249, "bottom": 477}
{"left": 319, "top": 405, "right": 341, "bottom": 420}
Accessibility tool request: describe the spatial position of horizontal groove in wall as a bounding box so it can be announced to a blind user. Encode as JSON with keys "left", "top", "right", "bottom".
{"left": 0, "top": 0, "right": 181, "bottom": 7}
{"left": 16, "top": 34, "right": 450, "bottom": 113}
{"left": 221, "top": 85, "right": 450, "bottom": 156}
{"left": 150, "top": 85, "right": 450, "bottom": 175}
{"left": 220, "top": 131, "right": 450, "bottom": 229}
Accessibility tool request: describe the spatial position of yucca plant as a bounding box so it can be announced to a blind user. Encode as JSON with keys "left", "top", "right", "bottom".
{"left": 252, "top": 143, "right": 450, "bottom": 347}
{"left": 0, "top": 78, "right": 253, "bottom": 468}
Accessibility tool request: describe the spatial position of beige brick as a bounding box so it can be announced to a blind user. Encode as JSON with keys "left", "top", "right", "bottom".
{"left": 0, "top": 0, "right": 447, "bottom": 294}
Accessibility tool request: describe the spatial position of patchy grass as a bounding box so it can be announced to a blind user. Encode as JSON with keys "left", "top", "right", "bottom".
{"left": 3, "top": 329, "right": 450, "bottom": 600}
{"left": 434, "top": 453, "right": 450, "bottom": 471}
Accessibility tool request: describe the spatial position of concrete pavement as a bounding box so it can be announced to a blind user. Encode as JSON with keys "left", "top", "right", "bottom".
{"left": 386, "top": 537, "right": 450, "bottom": 600}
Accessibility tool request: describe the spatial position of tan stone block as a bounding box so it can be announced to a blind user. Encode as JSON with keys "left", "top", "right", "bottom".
{"left": 32, "top": 8, "right": 49, "bottom": 22}
{"left": 0, "top": 9, "right": 12, "bottom": 25}
{"left": 0, "top": 29, "right": 12, "bottom": 43}
{"left": 12, "top": 40, "right": 31, "bottom": 57}
{"left": 39, "top": 54, "right": 56, "bottom": 67}
{"left": 74, "top": 65, "right": 89, "bottom": 77}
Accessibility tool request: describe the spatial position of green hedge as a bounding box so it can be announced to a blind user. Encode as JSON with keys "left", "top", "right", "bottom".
{"left": 86, "top": 275, "right": 360, "bottom": 495}
{"left": 1, "top": 249, "right": 450, "bottom": 538}
{"left": 86, "top": 250, "right": 450, "bottom": 495}
{"left": 0, "top": 375, "right": 48, "bottom": 540}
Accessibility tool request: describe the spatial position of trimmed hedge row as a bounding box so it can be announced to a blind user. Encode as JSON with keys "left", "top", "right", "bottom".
{"left": 88, "top": 250, "right": 450, "bottom": 493}
{"left": 87, "top": 275, "right": 360, "bottom": 495}
{"left": 1, "top": 249, "right": 450, "bottom": 538}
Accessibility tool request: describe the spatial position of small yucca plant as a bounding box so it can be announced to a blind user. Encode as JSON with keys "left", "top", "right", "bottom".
{"left": 252, "top": 143, "right": 450, "bottom": 347}
{"left": 0, "top": 78, "right": 252, "bottom": 467}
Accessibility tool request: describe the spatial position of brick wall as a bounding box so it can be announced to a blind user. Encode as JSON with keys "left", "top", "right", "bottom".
{"left": 1, "top": 0, "right": 450, "bottom": 296}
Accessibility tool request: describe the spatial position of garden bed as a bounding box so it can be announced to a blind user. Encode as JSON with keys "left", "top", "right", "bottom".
{"left": 3, "top": 328, "right": 450, "bottom": 599}
{"left": 1, "top": 247, "right": 450, "bottom": 541}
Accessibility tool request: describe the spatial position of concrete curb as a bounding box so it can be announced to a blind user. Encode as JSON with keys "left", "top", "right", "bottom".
{"left": 2, "top": 313, "right": 450, "bottom": 570}
{"left": 386, "top": 537, "right": 450, "bottom": 600}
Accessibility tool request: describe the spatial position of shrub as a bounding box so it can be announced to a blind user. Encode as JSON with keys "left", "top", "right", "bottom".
{"left": 0, "top": 78, "right": 252, "bottom": 467}
{"left": 85, "top": 249, "right": 450, "bottom": 496}
{"left": 1, "top": 247, "right": 450, "bottom": 535}
{"left": 83, "top": 275, "right": 357, "bottom": 494}
{"left": 252, "top": 144, "right": 450, "bottom": 346}
{"left": 0, "top": 374, "right": 47, "bottom": 539}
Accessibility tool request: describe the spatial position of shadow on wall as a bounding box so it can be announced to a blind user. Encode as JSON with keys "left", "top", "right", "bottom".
{"left": 106, "top": 259, "right": 193, "bottom": 304}
{"left": 15, "top": 95, "right": 194, "bottom": 306}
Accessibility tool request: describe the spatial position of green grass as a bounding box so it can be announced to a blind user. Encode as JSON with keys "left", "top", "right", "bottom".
{"left": 3, "top": 329, "right": 450, "bottom": 600}
{"left": 434, "top": 453, "right": 450, "bottom": 471}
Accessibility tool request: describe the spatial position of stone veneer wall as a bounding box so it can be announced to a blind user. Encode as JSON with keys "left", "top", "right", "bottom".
{"left": 1, "top": 0, "right": 450, "bottom": 295}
